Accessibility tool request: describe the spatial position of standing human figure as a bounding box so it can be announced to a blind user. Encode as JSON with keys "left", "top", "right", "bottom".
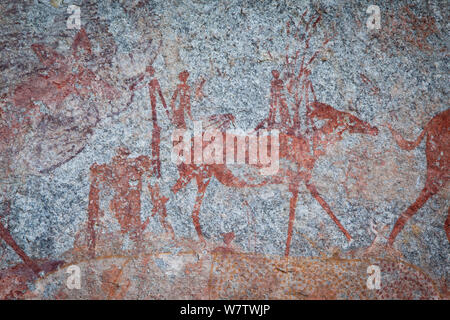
{"left": 88, "top": 147, "right": 152, "bottom": 257}
{"left": 129, "top": 66, "right": 170, "bottom": 178}
{"left": 171, "top": 70, "right": 192, "bottom": 129}
{"left": 268, "top": 70, "right": 291, "bottom": 130}
{"left": 147, "top": 66, "right": 170, "bottom": 178}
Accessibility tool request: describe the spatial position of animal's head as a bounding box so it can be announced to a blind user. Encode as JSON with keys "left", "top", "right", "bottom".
{"left": 30, "top": 29, "right": 92, "bottom": 74}
{"left": 70, "top": 29, "right": 119, "bottom": 101}
{"left": 310, "top": 102, "right": 378, "bottom": 137}
{"left": 29, "top": 29, "right": 118, "bottom": 101}
{"left": 31, "top": 43, "right": 66, "bottom": 70}
{"left": 71, "top": 28, "right": 92, "bottom": 61}
{"left": 5, "top": 29, "right": 121, "bottom": 175}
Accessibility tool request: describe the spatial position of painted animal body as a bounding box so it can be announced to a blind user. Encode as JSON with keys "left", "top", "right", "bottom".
{"left": 387, "top": 109, "right": 449, "bottom": 245}
{"left": 172, "top": 101, "right": 378, "bottom": 256}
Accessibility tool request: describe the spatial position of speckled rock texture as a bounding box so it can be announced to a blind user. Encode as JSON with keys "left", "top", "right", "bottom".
{"left": 0, "top": 0, "right": 448, "bottom": 300}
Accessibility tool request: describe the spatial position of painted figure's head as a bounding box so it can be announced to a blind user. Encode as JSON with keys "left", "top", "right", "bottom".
{"left": 272, "top": 70, "right": 280, "bottom": 79}
{"left": 146, "top": 65, "right": 155, "bottom": 77}
{"left": 179, "top": 70, "right": 189, "bottom": 82}
{"left": 310, "top": 102, "right": 379, "bottom": 136}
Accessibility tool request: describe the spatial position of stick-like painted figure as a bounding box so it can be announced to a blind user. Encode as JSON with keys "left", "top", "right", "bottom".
{"left": 147, "top": 66, "right": 170, "bottom": 178}
{"left": 268, "top": 70, "right": 292, "bottom": 129}
{"left": 171, "top": 70, "right": 193, "bottom": 129}
{"left": 386, "top": 109, "right": 449, "bottom": 245}
{"left": 87, "top": 147, "right": 152, "bottom": 257}
{"left": 129, "top": 66, "right": 170, "bottom": 178}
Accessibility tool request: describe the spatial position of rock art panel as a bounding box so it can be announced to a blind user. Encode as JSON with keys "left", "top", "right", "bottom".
{"left": 0, "top": 0, "right": 448, "bottom": 300}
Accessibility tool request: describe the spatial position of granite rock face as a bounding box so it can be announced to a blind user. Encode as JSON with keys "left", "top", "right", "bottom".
{"left": 0, "top": 0, "right": 448, "bottom": 299}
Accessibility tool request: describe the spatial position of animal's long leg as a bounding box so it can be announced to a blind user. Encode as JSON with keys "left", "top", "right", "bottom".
{"left": 0, "top": 220, "right": 41, "bottom": 275}
{"left": 388, "top": 185, "right": 435, "bottom": 245}
{"left": 151, "top": 123, "right": 162, "bottom": 178}
{"left": 305, "top": 182, "right": 352, "bottom": 241}
{"left": 192, "top": 176, "right": 211, "bottom": 242}
{"left": 285, "top": 186, "right": 299, "bottom": 257}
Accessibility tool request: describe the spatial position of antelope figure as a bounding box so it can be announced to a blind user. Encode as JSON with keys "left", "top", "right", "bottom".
{"left": 171, "top": 100, "right": 378, "bottom": 256}
{"left": 386, "top": 109, "right": 449, "bottom": 245}
{"left": 170, "top": 13, "right": 379, "bottom": 256}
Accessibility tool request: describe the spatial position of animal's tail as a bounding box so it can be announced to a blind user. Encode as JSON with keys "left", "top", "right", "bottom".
{"left": 386, "top": 123, "right": 427, "bottom": 151}
{"left": 212, "top": 165, "right": 266, "bottom": 188}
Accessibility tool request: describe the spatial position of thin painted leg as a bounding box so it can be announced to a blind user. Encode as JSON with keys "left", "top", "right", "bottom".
{"left": 0, "top": 220, "right": 41, "bottom": 275}
{"left": 285, "top": 189, "right": 299, "bottom": 257}
{"left": 388, "top": 186, "right": 434, "bottom": 245}
{"left": 306, "top": 182, "right": 352, "bottom": 242}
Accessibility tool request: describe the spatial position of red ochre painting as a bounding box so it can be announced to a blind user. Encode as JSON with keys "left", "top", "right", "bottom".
{"left": 0, "top": 1, "right": 448, "bottom": 300}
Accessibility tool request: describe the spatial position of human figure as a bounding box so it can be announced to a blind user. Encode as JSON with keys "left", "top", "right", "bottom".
{"left": 147, "top": 66, "right": 170, "bottom": 178}
{"left": 171, "top": 70, "right": 193, "bottom": 129}
{"left": 268, "top": 70, "right": 291, "bottom": 129}
{"left": 87, "top": 147, "right": 152, "bottom": 257}
{"left": 129, "top": 66, "right": 170, "bottom": 178}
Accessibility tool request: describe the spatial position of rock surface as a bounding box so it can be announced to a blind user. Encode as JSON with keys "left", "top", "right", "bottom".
{"left": 0, "top": 0, "right": 448, "bottom": 299}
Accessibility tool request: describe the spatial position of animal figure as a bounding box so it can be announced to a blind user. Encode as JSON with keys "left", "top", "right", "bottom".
{"left": 170, "top": 13, "right": 379, "bottom": 256}
{"left": 0, "top": 29, "right": 118, "bottom": 275}
{"left": 386, "top": 109, "right": 449, "bottom": 245}
{"left": 171, "top": 101, "right": 378, "bottom": 256}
